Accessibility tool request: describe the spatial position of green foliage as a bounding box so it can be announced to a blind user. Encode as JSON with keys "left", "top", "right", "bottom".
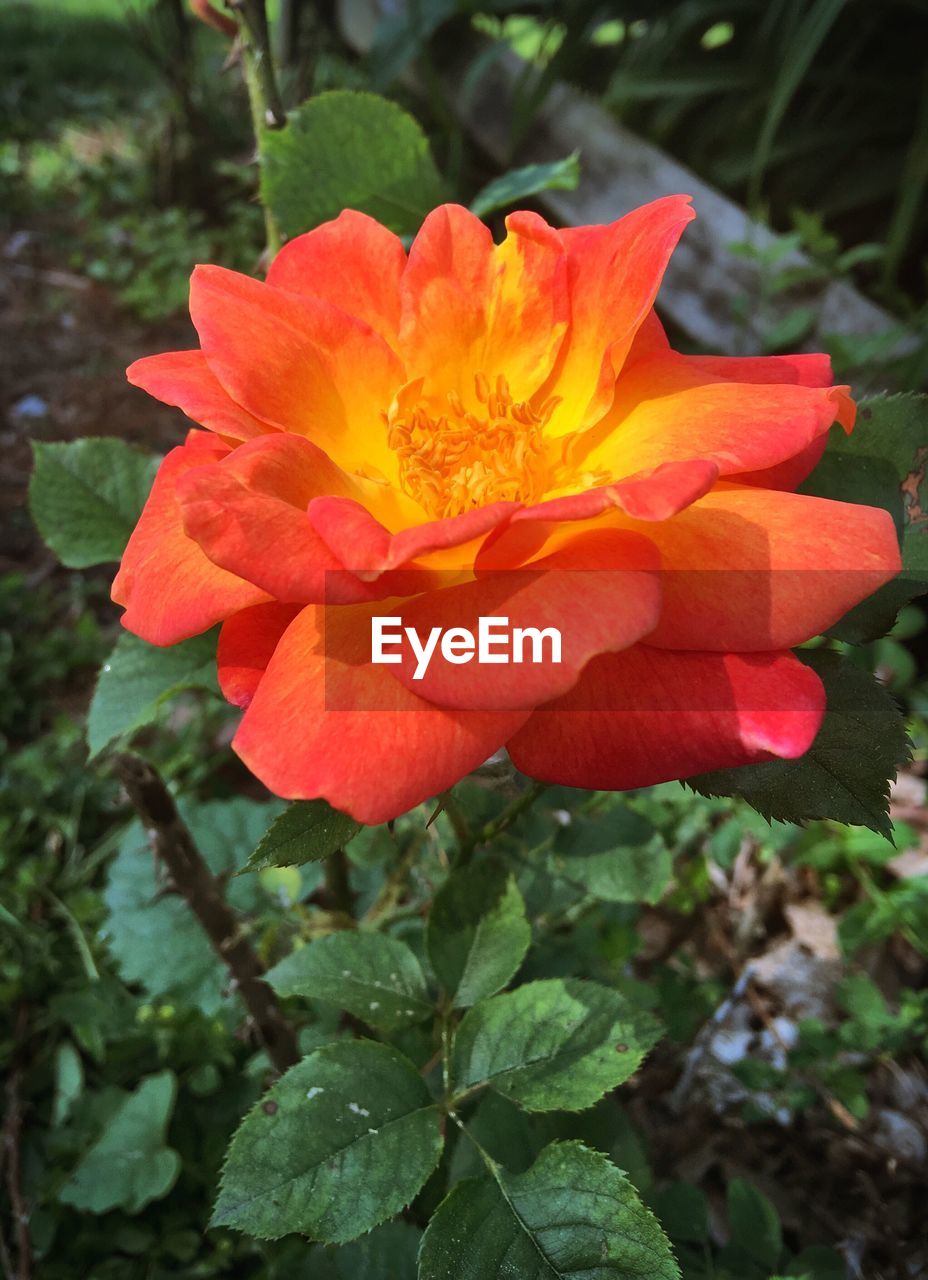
{"left": 212, "top": 1040, "right": 444, "bottom": 1242}
{"left": 77, "top": 202, "right": 263, "bottom": 321}
{"left": 0, "top": 1, "right": 160, "bottom": 142}
{"left": 552, "top": 813, "right": 672, "bottom": 904}
{"left": 450, "top": 979, "right": 661, "bottom": 1111}
{"left": 469, "top": 153, "right": 581, "bottom": 219}
{"left": 87, "top": 630, "right": 220, "bottom": 757}
{"left": 58, "top": 1071, "right": 181, "bottom": 1214}
{"left": 267, "top": 932, "right": 432, "bottom": 1031}
{"left": 426, "top": 859, "right": 531, "bottom": 1006}
{"left": 262, "top": 90, "right": 445, "bottom": 237}
{"left": 29, "top": 438, "right": 158, "bottom": 569}
{"left": 691, "top": 650, "right": 910, "bottom": 836}
{"left": 0, "top": 572, "right": 104, "bottom": 742}
{"left": 104, "top": 798, "right": 284, "bottom": 1015}
{"left": 420, "top": 1141, "right": 679, "bottom": 1280}
{"left": 242, "top": 800, "right": 362, "bottom": 872}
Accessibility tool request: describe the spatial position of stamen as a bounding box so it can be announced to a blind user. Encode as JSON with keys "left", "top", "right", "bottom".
{"left": 387, "top": 373, "right": 552, "bottom": 518}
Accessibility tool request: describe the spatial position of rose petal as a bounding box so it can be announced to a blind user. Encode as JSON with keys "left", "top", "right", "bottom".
{"left": 507, "top": 646, "right": 825, "bottom": 789}
{"left": 638, "top": 486, "right": 901, "bottom": 650}
{"left": 217, "top": 602, "right": 302, "bottom": 707}
{"left": 386, "top": 528, "right": 662, "bottom": 710}
{"left": 112, "top": 433, "right": 269, "bottom": 644}
{"left": 573, "top": 353, "right": 852, "bottom": 481}
{"left": 266, "top": 209, "right": 406, "bottom": 348}
{"left": 127, "top": 350, "right": 273, "bottom": 442}
{"left": 543, "top": 196, "right": 695, "bottom": 433}
{"left": 176, "top": 433, "right": 385, "bottom": 605}
{"left": 399, "top": 205, "right": 568, "bottom": 407}
{"left": 233, "top": 603, "right": 527, "bottom": 823}
{"left": 189, "top": 264, "right": 403, "bottom": 480}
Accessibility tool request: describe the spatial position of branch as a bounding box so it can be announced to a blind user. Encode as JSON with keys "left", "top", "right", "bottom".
{"left": 113, "top": 754, "right": 299, "bottom": 1074}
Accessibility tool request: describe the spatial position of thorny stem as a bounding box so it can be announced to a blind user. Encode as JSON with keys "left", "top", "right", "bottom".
{"left": 226, "top": 0, "right": 285, "bottom": 259}
{"left": 113, "top": 754, "right": 299, "bottom": 1074}
{"left": 455, "top": 779, "right": 549, "bottom": 866}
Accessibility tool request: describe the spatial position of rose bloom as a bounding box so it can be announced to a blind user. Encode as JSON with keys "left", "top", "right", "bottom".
{"left": 115, "top": 198, "right": 900, "bottom": 823}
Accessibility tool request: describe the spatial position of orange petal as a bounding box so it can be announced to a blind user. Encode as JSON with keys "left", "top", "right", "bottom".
{"left": 127, "top": 350, "right": 274, "bottom": 442}
{"left": 574, "top": 353, "right": 851, "bottom": 481}
{"left": 399, "top": 205, "right": 568, "bottom": 406}
{"left": 176, "top": 434, "right": 387, "bottom": 605}
{"left": 729, "top": 435, "right": 829, "bottom": 492}
{"left": 507, "top": 646, "right": 825, "bottom": 789}
{"left": 189, "top": 264, "right": 404, "bottom": 480}
{"left": 232, "top": 604, "right": 527, "bottom": 823}
{"left": 384, "top": 528, "right": 661, "bottom": 711}
{"left": 217, "top": 603, "right": 302, "bottom": 708}
{"left": 638, "top": 486, "right": 902, "bottom": 650}
{"left": 618, "top": 337, "right": 853, "bottom": 491}
{"left": 112, "top": 433, "right": 269, "bottom": 644}
{"left": 682, "top": 351, "right": 855, "bottom": 490}
{"left": 542, "top": 196, "right": 695, "bottom": 434}
{"left": 266, "top": 210, "right": 406, "bottom": 349}
{"left": 475, "top": 459, "right": 718, "bottom": 574}
{"left": 681, "top": 350, "right": 839, "bottom": 390}
{"left": 308, "top": 494, "right": 518, "bottom": 579}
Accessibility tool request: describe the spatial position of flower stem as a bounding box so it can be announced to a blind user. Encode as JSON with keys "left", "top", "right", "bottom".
{"left": 455, "top": 779, "right": 549, "bottom": 866}
{"left": 229, "top": 0, "right": 285, "bottom": 259}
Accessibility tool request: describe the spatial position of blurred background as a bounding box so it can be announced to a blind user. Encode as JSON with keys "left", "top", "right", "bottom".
{"left": 1, "top": 2, "right": 927, "bottom": 1278}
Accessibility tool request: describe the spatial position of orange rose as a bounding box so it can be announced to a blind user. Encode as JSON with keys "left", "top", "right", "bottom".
{"left": 115, "top": 199, "right": 900, "bottom": 822}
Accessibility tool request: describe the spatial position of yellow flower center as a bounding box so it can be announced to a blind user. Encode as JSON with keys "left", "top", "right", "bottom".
{"left": 386, "top": 373, "right": 561, "bottom": 519}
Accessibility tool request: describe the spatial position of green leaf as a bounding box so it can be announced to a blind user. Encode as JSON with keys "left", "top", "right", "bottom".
{"left": 241, "top": 799, "right": 361, "bottom": 873}
{"left": 426, "top": 859, "right": 531, "bottom": 1006}
{"left": 212, "top": 1040, "right": 443, "bottom": 1242}
{"left": 800, "top": 393, "right": 928, "bottom": 642}
{"left": 87, "top": 629, "right": 219, "bottom": 757}
{"left": 727, "top": 1178, "right": 782, "bottom": 1271}
{"left": 691, "top": 650, "right": 910, "bottom": 836}
{"left": 52, "top": 1042, "right": 84, "bottom": 1127}
{"left": 29, "top": 437, "right": 158, "bottom": 568}
{"left": 420, "top": 1141, "right": 679, "bottom": 1280}
{"left": 552, "top": 816, "right": 671, "bottom": 904}
{"left": 469, "top": 153, "right": 581, "bottom": 219}
{"left": 58, "top": 1071, "right": 180, "bottom": 1214}
{"left": 262, "top": 90, "right": 444, "bottom": 238}
{"left": 104, "top": 798, "right": 283, "bottom": 1015}
{"left": 554, "top": 842, "right": 672, "bottom": 904}
{"left": 266, "top": 932, "right": 432, "bottom": 1031}
{"left": 309, "top": 1221, "right": 420, "bottom": 1279}
{"left": 450, "top": 978, "right": 661, "bottom": 1111}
